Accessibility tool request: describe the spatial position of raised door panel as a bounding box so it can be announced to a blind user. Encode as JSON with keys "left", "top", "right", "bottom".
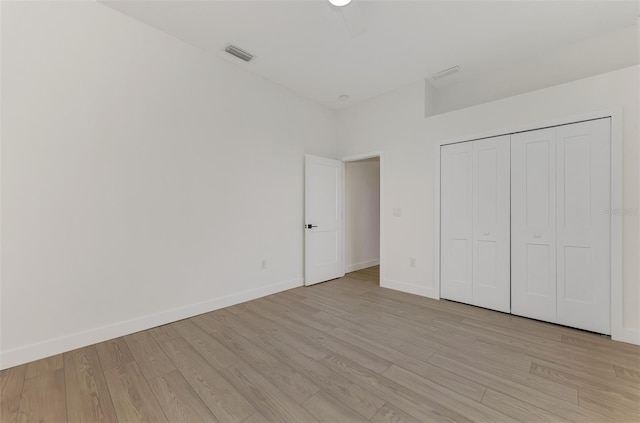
{"left": 472, "top": 135, "right": 511, "bottom": 313}
{"left": 511, "top": 128, "right": 557, "bottom": 322}
{"left": 556, "top": 119, "right": 611, "bottom": 334}
{"left": 440, "top": 142, "right": 473, "bottom": 304}
{"left": 305, "top": 155, "right": 344, "bottom": 286}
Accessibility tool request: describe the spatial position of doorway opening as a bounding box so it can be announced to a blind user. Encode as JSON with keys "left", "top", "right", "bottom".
{"left": 344, "top": 156, "right": 381, "bottom": 286}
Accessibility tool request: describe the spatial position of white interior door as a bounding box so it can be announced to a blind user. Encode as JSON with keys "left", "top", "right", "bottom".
{"left": 556, "top": 119, "right": 611, "bottom": 334}
{"left": 305, "top": 155, "right": 344, "bottom": 286}
{"left": 511, "top": 128, "right": 557, "bottom": 323}
{"left": 472, "top": 135, "right": 511, "bottom": 313}
{"left": 440, "top": 142, "right": 473, "bottom": 304}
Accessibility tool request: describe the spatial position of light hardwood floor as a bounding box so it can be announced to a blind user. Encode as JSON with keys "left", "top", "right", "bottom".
{"left": 2, "top": 266, "right": 639, "bottom": 422}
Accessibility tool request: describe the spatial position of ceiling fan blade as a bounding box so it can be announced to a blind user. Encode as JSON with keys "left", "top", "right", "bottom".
{"left": 340, "top": 2, "right": 366, "bottom": 37}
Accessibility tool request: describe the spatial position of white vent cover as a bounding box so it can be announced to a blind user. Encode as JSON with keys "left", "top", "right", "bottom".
{"left": 224, "top": 44, "right": 254, "bottom": 62}
{"left": 432, "top": 66, "right": 460, "bottom": 80}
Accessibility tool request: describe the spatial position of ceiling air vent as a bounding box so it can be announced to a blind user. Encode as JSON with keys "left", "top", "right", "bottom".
{"left": 224, "top": 44, "right": 254, "bottom": 62}
{"left": 432, "top": 66, "right": 460, "bottom": 80}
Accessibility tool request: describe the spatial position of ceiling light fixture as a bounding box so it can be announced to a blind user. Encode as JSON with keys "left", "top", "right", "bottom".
{"left": 329, "top": 0, "right": 352, "bottom": 7}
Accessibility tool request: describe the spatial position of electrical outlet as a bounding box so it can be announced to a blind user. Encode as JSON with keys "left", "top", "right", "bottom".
{"left": 409, "top": 257, "right": 416, "bottom": 268}
{"left": 261, "top": 259, "right": 267, "bottom": 270}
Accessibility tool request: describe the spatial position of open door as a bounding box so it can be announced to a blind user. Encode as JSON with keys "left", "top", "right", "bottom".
{"left": 305, "top": 155, "right": 344, "bottom": 286}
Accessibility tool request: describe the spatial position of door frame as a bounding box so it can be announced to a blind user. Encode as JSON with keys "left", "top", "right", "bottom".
{"left": 341, "top": 151, "right": 384, "bottom": 279}
{"left": 433, "top": 109, "right": 632, "bottom": 344}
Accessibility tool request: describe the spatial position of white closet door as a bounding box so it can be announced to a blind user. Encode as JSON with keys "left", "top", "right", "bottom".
{"left": 440, "top": 142, "right": 473, "bottom": 304}
{"left": 556, "top": 119, "right": 611, "bottom": 334}
{"left": 511, "top": 128, "right": 557, "bottom": 322}
{"left": 472, "top": 136, "right": 511, "bottom": 313}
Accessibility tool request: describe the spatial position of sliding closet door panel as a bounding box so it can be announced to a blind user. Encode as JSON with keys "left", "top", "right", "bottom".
{"left": 511, "top": 128, "right": 557, "bottom": 322}
{"left": 472, "top": 135, "right": 511, "bottom": 313}
{"left": 441, "top": 142, "right": 473, "bottom": 304}
{"left": 556, "top": 119, "right": 611, "bottom": 334}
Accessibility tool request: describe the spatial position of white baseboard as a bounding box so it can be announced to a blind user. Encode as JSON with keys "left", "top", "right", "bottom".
{"left": 380, "top": 278, "right": 439, "bottom": 300}
{"left": 612, "top": 326, "right": 640, "bottom": 345}
{"left": 0, "top": 278, "right": 302, "bottom": 370}
{"left": 345, "top": 259, "right": 380, "bottom": 273}
{"left": 381, "top": 279, "right": 640, "bottom": 346}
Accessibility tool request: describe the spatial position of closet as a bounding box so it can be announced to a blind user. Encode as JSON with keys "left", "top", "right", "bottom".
{"left": 440, "top": 118, "right": 611, "bottom": 334}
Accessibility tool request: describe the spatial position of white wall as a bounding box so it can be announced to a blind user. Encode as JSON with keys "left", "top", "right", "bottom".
{"left": 338, "top": 65, "right": 640, "bottom": 340}
{"left": 431, "top": 25, "right": 639, "bottom": 115}
{"left": 345, "top": 159, "right": 380, "bottom": 273}
{"left": 0, "top": 1, "right": 337, "bottom": 368}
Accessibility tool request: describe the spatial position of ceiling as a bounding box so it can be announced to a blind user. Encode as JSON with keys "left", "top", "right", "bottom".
{"left": 101, "top": 0, "right": 639, "bottom": 109}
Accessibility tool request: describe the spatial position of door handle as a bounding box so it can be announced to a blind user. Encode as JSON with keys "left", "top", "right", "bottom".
{"left": 306, "top": 224, "right": 318, "bottom": 229}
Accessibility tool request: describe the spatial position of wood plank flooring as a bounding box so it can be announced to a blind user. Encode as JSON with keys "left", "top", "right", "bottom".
{"left": 2, "top": 266, "right": 639, "bottom": 422}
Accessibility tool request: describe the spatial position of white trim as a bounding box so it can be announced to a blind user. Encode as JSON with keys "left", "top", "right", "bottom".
{"left": 608, "top": 111, "right": 634, "bottom": 344}
{"left": 0, "top": 277, "right": 302, "bottom": 370}
{"left": 612, "top": 328, "right": 640, "bottom": 346}
{"left": 345, "top": 259, "right": 380, "bottom": 273}
{"left": 341, "top": 151, "right": 384, "bottom": 162}
{"left": 434, "top": 108, "right": 636, "bottom": 345}
{"left": 437, "top": 109, "right": 622, "bottom": 147}
{"left": 381, "top": 278, "right": 439, "bottom": 299}
{"left": 341, "top": 151, "right": 384, "bottom": 282}
{"left": 434, "top": 139, "right": 442, "bottom": 301}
